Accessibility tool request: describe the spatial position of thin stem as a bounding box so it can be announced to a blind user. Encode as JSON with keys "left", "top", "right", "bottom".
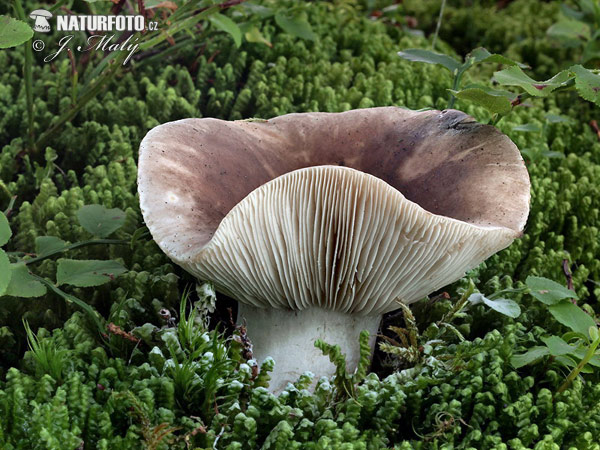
{"left": 0, "top": 180, "right": 13, "bottom": 199}
{"left": 439, "top": 279, "right": 474, "bottom": 324}
{"left": 3, "top": 196, "right": 17, "bottom": 218}
{"left": 447, "top": 66, "right": 466, "bottom": 109}
{"left": 13, "top": 0, "right": 35, "bottom": 152}
{"left": 432, "top": 0, "right": 447, "bottom": 51}
{"left": 487, "top": 287, "right": 527, "bottom": 300}
{"left": 30, "top": 274, "right": 105, "bottom": 335}
{"left": 556, "top": 337, "right": 600, "bottom": 395}
{"left": 35, "top": 52, "right": 125, "bottom": 151}
{"left": 48, "top": 0, "right": 69, "bottom": 13}
{"left": 23, "top": 239, "right": 128, "bottom": 266}
{"left": 138, "top": 6, "right": 219, "bottom": 52}
{"left": 593, "top": 2, "right": 600, "bottom": 32}
{"left": 491, "top": 113, "right": 505, "bottom": 127}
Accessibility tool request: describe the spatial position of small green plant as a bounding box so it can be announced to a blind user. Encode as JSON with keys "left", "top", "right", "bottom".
{"left": 241, "top": 1, "right": 318, "bottom": 43}
{"left": 0, "top": 15, "right": 32, "bottom": 49}
{"left": 314, "top": 330, "right": 371, "bottom": 400}
{"left": 23, "top": 320, "right": 66, "bottom": 383}
{"left": 547, "top": 0, "right": 600, "bottom": 65}
{"left": 397, "top": 47, "right": 527, "bottom": 112}
{"left": 380, "top": 280, "right": 521, "bottom": 371}
{"left": 3, "top": 2, "right": 34, "bottom": 149}
{"left": 112, "top": 391, "right": 180, "bottom": 450}
{"left": 149, "top": 292, "right": 238, "bottom": 417}
{"left": 0, "top": 205, "right": 135, "bottom": 334}
{"left": 431, "top": 0, "right": 447, "bottom": 51}
{"left": 398, "top": 46, "right": 600, "bottom": 125}
{"left": 511, "top": 113, "right": 573, "bottom": 162}
{"left": 511, "top": 276, "right": 600, "bottom": 394}
{"left": 379, "top": 302, "right": 421, "bottom": 368}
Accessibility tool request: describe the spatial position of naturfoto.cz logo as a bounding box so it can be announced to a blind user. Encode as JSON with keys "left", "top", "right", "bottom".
{"left": 56, "top": 15, "right": 147, "bottom": 32}
{"left": 30, "top": 9, "right": 52, "bottom": 32}
{"left": 29, "top": 9, "right": 159, "bottom": 65}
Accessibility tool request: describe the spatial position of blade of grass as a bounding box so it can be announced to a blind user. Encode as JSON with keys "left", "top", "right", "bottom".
{"left": 35, "top": 51, "right": 126, "bottom": 151}
{"left": 432, "top": 0, "right": 447, "bottom": 51}
{"left": 13, "top": 0, "right": 35, "bottom": 152}
{"left": 22, "top": 238, "right": 127, "bottom": 266}
{"left": 31, "top": 273, "right": 105, "bottom": 335}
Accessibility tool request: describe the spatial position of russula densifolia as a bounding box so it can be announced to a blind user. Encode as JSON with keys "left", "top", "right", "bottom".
{"left": 138, "top": 107, "right": 530, "bottom": 392}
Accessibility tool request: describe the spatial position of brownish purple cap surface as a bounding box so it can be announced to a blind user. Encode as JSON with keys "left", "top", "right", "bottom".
{"left": 138, "top": 107, "right": 530, "bottom": 315}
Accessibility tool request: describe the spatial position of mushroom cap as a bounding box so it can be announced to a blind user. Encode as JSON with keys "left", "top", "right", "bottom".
{"left": 138, "top": 107, "right": 530, "bottom": 315}
{"left": 30, "top": 9, "right": 52, "bottom": 18}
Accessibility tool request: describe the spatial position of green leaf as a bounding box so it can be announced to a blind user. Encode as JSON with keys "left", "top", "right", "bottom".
{"left": 483, "top": 297, "right": 521, "bottom": 318}
{"left": 469, "top": 293, "right": 521, "bottom": 318}
{"left": 554, "top": 354, "right": 593, "bottom": 372}
{"left": 0, "top": 249, "right": 11, "bottom": 296}
{"left": 467, "top": 47, "right": 528, "bottom": 68}
{"left": 541, "top": 150, "right": 566, "bottom": 159}
{"left": 590, "top": 326, "right": 600, "bottom": 342}
{"left": 541, "top": 335, "right": 578, "bottom": 356}
{"left": 243, "top": 26, "right": 271, "bottom": 47}
{"left": 35, "top": 236, "right": 67, "bottom": 257}
{"left": 555, "top": 347, "right": 600, "bottom": 370}
{"left": 0, "top": 212, "right": 10, "bottom": 246}
{"left": 241, "top": 3, "right": 274, "bottom": 18}
{"left": 577, "top": 0, "right": 596, "bottom": 16}
{"left": 132, "top": 323, "right": 158, "bottom": 342}
{"left": 0, "top": 16, "right": 33, "bottom": 49}
{"left": 452, "top": 88, "right": 512, "bottom": 115}
{"left": 397, "top": 49, "right": 461, "bottom": 73}
{"left": 510, "top": 346, "right": 550, "bottom": 368}
{"left": 30, "top": 274, "right": 104, "bottom": 334}
{"left": 129, "top": 226, "right": 150, "bottom": 248}
{"left": 4, "top": 264, "right": 46, "bottom": 298}
{"left": 573, "top": 346, "right": 600, "bottom": 367}
{"left": 209, "top": 13, "right": 242, "bottom": 48}
{"left": 274, "top": 13, "right": 316, "bottom": 41}
{"left": 571, "top": 64, "right": 600, "bottom": 106}
{"left": 77, "top": 205, "right": 126, "bottom": 238}
{"left": 545, "top": 113, "right": 572, "bottom": 123}
{"left": 148, "top": 346, "right": 166, "bottom": 370}
{"left": 582, "top": 39, "right": 600, "bottom": 64}
{"left": 563, "top": 331, "right": 586, "bottom": 342}
{"left": 547, "top": 20, "right": 589, "bottom": 47}
{"left": 494, "top": 66, "right": 573, "bottom": 96}
{"left": 548, "top": 301, "right": 597, "bottom": 337}
{"left": 526, "top": 276, "right": 578, "bottom": 304}
{"left": 56, "top": 259, "right": 127, "bottom": 287}
{"left": 520, "top": 148, "right": 539, "bottom": 162}
{"left": 462, "top": 83, "right": 518, "bottom": 99}
{"left": 512, "top": 123, "right": 542, "bottom": 133}
{"left": 560, "top": 3, "right": 585, "bottom": 20}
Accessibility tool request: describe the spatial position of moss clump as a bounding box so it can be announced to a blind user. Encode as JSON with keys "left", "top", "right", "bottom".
{"left": 1, "top": 0, "right": 600, "bottom": 447}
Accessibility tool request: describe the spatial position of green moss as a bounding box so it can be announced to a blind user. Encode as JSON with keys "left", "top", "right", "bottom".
{"left": 1, "top": 0, "right": 600, "bottom": 446}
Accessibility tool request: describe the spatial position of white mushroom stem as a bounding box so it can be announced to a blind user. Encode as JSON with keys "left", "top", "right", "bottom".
{"left": 238, "top": 304, "right": 380, "bottom": 393}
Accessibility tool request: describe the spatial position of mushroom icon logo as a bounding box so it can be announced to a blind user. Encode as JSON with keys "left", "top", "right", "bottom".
{"left": 29, "top": 9, "right": 52, "bottom": 33}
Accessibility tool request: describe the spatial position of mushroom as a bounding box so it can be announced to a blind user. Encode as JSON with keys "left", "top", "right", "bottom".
{"left": 138, "top": 107, "right": 530, "bottom": 392}
{"left": 29, "top": 9, "right": 52, "bottom": 33}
